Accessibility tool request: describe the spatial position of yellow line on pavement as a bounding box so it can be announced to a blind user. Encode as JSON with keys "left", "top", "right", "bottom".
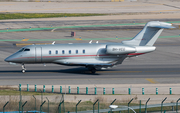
{"left": 146, "top": 78, "right": 159, "bottom": 84}
{"left": 22, "top": 39, "right": 29, "bottom": 41}
{"left": 75, "top": 38, "right": 82, "bottom": 40}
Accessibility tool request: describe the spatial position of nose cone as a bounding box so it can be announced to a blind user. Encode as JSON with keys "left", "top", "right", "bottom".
{"left": 4, "top": 56, "right": 13, "bottom": 62}
{"left": 5, "top": 57, "right": 10, "bottom": 62}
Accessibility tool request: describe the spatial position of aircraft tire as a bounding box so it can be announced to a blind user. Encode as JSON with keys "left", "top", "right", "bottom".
{"left": 22, "top": 69, "right": 25, "bottom": 73}
{"left": 91, "top": 69, "right": 96, "bottom": 74}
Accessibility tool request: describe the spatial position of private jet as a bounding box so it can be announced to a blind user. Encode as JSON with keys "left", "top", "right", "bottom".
{"left": 4, "top": 21, "right": 175, "bottom": 73}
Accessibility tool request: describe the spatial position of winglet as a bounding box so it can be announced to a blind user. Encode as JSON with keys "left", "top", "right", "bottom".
{"left": 147, "top": 21, "right": 175, "bottom": 29}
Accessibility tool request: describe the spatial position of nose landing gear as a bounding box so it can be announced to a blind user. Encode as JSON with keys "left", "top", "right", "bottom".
{"left": 22, "top": 64, "right": 26, "bottom": 73}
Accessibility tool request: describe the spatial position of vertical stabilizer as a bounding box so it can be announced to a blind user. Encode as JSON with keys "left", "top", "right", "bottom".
{"left": 122, "top": 21, "right": 175, "bottom": 46}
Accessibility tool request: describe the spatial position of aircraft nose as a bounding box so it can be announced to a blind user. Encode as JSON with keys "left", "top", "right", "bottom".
{"left": 4, "top": 57, "right": 9, "bottom": 62}
{"left": 4, "top": 56, "right": 12, "bottom": 62}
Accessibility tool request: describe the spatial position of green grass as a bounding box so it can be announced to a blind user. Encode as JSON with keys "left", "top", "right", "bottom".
{"left": 0, "top": 13, "right": 107, "bottom": 20}
{"left": 0, "top": 89, "right": 57, "bottom": 95}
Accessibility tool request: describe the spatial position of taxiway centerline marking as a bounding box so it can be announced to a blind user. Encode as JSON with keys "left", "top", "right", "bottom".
{"left": 22, "top": 39, "right": 29, "bottom": 41}
{"left": 146, "top": 78, "right": 159, "bottom": 84}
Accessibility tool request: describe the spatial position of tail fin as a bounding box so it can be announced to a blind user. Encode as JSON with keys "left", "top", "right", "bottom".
{"left": 122, "top": 21, "right": 175, "bottom": 46}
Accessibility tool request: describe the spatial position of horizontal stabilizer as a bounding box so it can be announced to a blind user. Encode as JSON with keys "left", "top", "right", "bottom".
{"left": 147, "top": 22, "right": 175, "bottom": 29}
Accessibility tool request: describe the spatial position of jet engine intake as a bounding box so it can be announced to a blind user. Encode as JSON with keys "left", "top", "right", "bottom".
{"left": 106, "top": 45, "right": 136, "bottom": 55}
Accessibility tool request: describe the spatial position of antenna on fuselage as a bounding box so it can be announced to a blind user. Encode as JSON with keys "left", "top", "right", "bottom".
{"left": 89, "top": 40, "right": 92, "bottom": 44}
{"left": 52, "top": 41, "right": 55, "bottom": 45}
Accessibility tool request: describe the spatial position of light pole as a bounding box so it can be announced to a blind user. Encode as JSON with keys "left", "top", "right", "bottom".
{"left": 46, "top": 97, "right": 49, "bottom": 113}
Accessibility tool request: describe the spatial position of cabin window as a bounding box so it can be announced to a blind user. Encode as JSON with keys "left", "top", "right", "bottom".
{"left": 62, "top": 50, "right": 65, "bottom": 54}
{"left": 83, "top": 49, "right": 85, "bottom": 54}
{"left": 69, "top": 50, "right": 71, "bottom": 54}
{"left": 24, "top": 48, "right": 30, "bottom": 51}
{"left": 49, "top": 50, "right": 51, "bottom": 55}
{"left": 76, "top": 50, "right": 78, "bottom": 54}
{"left": 56, "top": 50, "right": 58, "bottom": 54}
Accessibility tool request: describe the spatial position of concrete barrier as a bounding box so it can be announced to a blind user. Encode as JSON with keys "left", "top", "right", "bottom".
{"left": 19, "top": 84, "right": 179, "bottom": 95}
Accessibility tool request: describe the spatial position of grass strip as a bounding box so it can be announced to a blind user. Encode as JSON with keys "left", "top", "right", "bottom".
{"left": 0, "top": 89, "right": 58, "bottom": 95}
{"left": 0, "top": 13, "right": 107, "bottom": 20}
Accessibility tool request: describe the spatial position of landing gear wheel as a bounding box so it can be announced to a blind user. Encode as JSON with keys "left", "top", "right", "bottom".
{"left": 21, "top": 64, "right": 26, "bottom": 73}
{"left": 22, "top": 69, "right": 25, "bottom": 73}
{"left": 87, "top": 66, "right": 97, "bottom": 74}
{"left": 91, "top": 69, "right": 96, "bottom": 74}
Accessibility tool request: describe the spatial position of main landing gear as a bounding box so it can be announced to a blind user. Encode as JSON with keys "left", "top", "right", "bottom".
{"left": 87, "top": 66, "right": 96, "bottom": 74}
{"left": 91, "top": 68, "right": 96, "bottom": 74}
{"left": 21, "top": 64, "right": 26, "bottom": 73}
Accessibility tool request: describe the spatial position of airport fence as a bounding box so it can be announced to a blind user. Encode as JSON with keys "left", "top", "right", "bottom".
{"left": 1, "top": 90, "right": 180, "bottom": 113}
{"left": 0, "top": 84, "right": 178, "bottom": 112}
{"left": 20, "top": 84, "right": 177, "bottom": 95}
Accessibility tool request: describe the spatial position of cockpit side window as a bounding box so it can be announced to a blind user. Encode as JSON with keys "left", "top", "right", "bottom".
{"left": 18, "top": 48, "right": 30, "bottom": 52}
{"left": 24, "top": 48, "right": 30, "bottom": 51}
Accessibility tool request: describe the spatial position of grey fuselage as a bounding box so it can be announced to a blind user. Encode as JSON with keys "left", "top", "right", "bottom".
{"left": 5, "top": 42, "right": 155, "bottom": 70}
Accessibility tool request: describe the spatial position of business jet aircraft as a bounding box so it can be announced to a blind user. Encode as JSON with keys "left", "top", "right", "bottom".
{"left": 5, "top": 21, "right": 174, "bottom": 73}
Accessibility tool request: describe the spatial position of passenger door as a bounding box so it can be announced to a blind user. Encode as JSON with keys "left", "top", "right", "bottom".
{"left": 35, "top": 47, "right": 42, "bottom": 62}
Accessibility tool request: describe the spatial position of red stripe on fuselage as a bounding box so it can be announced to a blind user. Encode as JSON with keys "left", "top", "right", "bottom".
{"left": 128, "top": 53, "right": 145, "bottom": 55}
{"left": 13, "top": 53, "right": 145, "bottom": 60}
{"left": 13, "top": 54, "right": 109, "bottom": 59}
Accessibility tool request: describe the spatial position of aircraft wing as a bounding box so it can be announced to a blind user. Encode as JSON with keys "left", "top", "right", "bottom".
{"left": 53, "top": 60, "right": 114, "bottom": 66}
{"left": 69, "top": 62, "right": 114, "bottom": 66}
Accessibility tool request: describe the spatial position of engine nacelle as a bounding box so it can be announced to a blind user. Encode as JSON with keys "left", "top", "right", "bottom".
{"left": 135, "top": 46, "right": 156, "bottom": 53}
{"left": 106, "top": 45, "right": 136, "bottom": 55}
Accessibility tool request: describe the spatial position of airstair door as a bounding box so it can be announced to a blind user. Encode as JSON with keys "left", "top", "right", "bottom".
{"left": 35, "top": 47, "right": 42, "bottom": 62}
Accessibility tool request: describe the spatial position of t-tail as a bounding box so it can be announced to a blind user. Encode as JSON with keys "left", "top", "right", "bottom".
{"left": 122, "top": 21, "right": 175, "bottom": 46}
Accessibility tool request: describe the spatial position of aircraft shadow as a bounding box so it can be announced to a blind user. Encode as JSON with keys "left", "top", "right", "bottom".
{"left": 0, "top": 67, "right": 105, "bottom": 75}
{"left": 57, "top": 67, "right": 101, "bottom": 75}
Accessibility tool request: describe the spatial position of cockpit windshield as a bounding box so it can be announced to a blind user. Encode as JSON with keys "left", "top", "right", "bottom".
{"left": 18, "top": 48, "right": 30, "bottom": 52}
